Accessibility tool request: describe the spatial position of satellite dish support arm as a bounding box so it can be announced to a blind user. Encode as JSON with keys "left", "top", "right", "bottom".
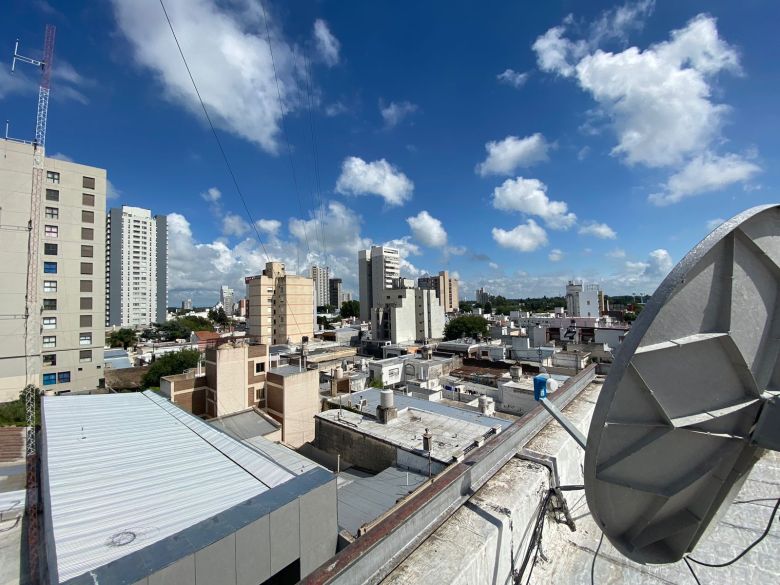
{"left": 538, "top": 397, "right": 587, "bottom": 450}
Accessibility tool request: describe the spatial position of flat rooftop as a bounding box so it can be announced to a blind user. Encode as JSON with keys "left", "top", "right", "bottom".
{"left": 41, "top": 391, "right": 304, "bottom": 583}
{"left": 269, "top": 364, "right": 311, "bottom": 377}
{"left": 208, "top": 408, "right": 280, "bottom": 440}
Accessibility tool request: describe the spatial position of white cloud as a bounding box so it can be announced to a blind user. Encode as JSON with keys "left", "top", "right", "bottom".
{"left": 590, "top": 0, "right": 656, "bottom": 46}
{"left": 489, "top": 262, "right": 499, "bottom": 270}
{"left": 200, "top": 187, "right": 222, "bottom": 203}
{"left": 384, "top": 236, "right": 426, "bottom": 277}
{"left": 492, "top": 219, "right": 548, "bottom": 252}
{"left": 645, "top": 249, "right": 673, "bottom": 277}
{"left": 577, "top": 146, "right": 591, "bottom": 160}
{"left": 222, "top": 212, "right": 250, "bottom": 237}
{"left": 48, "top": 152, "right": 74, "bottom": 162}
{"left": 706, "top": 218, "right": 724, "bottom": 231}
{"left": 335, "top": 156, "right": 414, "bottom": 206}
{"left": 649, "top": 152, "right": 760, "bottom": 205}
{"left": 548, "top": 248, "right": 564, "bottom": 262}
{"left": 491, "top": 177, "right": 576, "bottom": 230}
{"left": 255, "top": 218, "right": 281, "bottom": 236}
{"left": 497, "top": 69, "right": 529, "bottom": 88}
{"left": 476, "top": 133, "right": 551, "bottom": 176}
{"left": 106, "top": 179, "right": 122, "bottom": 200}
{"left": 324, "top": 101, "right": 347, "bottom": 117}
{"left": 313, "top": 19, "right": 340, "bottom": 67}
{"left": 451, "top": 271, "right": 460, "bottom": 280}
{"left": 0, "top": 59, "right": 92, "bottom": 104}
{"left": 579, "top": 221, "right": 617, "bottom": 239}
{"left": 289, "top": 201, "right": 371, "bottom": 257}
{"left": 407, "top": 211, "right": 448, "bottom": 248}
{"left": 607, "top": 248, "right": 626, "bottom": 258}
{"left": 110, "top": 0, "right": 304, "bottom": 154}
{"left": 380, "top": 100, "right": 418, "bottom": 128}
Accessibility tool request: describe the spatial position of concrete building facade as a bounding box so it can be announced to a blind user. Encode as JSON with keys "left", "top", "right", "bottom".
{"left": 246, "top": 262, "right": 314, "bottom": 345}
{"left": 0, "top": 140, "right": 106, "bottom": 400}
{"left": 220, "top": 284, "right": 235, "bottom": 314}
{"left": 310, "top": 264, "right": 330, "bottom": 307}
{"left": 265, "top": 365, "right": 320, "bottom": 448}
{"left": 328, "top": 277, "right": 342, "bottom": 308}
{"left": 358, "top": 246, "right": 400, "bottom": 322}
{"left": 418, "top": 270, "right": 460, "bottom": 312}
{"left": 371, "top": 281, "right": 446, "bottom": 344}
{"left": 106, "top": 205, "right": 167, "bottom": 327}
{"left": 565, "top": 281, "right": 600, "bottom": 318}
{"left": 475, "top": 287, "right": 491, "bottom": 305}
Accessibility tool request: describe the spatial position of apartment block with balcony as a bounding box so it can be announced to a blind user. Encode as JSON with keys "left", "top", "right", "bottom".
{"left": 0, "top": 140, "right": 106, "bottom": 400}
{"left": 418, "top": 270, "right": 460, "bottom": 312}
{"left": 358, "top": 245, "right": 400, "bottom": 322}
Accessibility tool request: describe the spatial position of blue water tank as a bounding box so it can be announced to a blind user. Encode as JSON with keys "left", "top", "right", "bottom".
{"left": 533, "top": 375, "right": 548, "bottom": 401}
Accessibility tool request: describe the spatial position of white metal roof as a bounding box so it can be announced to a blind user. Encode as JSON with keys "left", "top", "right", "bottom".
{"left": 42, "top": 391, "right": 296, "bottom": 583}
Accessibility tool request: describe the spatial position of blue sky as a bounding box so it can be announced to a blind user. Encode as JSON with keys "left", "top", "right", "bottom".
{"left": 2, "top": 0, "right": 778, "bottom": 305}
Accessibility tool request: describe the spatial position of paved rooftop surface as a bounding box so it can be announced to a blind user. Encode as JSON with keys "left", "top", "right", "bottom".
{"left": 208, "top": 408, "right": 279, "bottom": 440}
{"left": 269, "top": 364, "right": 310, "bottom": 377}
{"left": 0, "top": 428, "right": 25, "bottom": 464}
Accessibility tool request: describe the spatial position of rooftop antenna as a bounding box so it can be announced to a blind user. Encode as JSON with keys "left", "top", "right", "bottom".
{"left": 536, "top": 204, "right": 780, "bottom": 564}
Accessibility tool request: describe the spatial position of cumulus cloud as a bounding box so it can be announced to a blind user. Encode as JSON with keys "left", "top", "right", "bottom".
{"left": 491, "top": 177, "right": 576, "bottom": 230}
{"left": 407, "top": 211, "right": 448, "bottom": 248}
{"left": 255, "top": 218, "right": 281, "bottom": 237}
{"left": 0, "top": 59, "right": 93, "bottom": 103}
{"left": 607, "top": 248, "right": 626, "bottom": 258}
{"left": 289, "top": 201, "right": 371, "bottom": 257}
{"left": 476, "top": 133, "right": 551, "bottom": 176}
{"left": 335, "top": 156, "right": 414, "bottom": 206}
{"left": 489, "top": 262, "right": 499, "bottom": 270}
{"left": 110, "top": 0, "right": 304, "bottom": 154}
{"left": 201, "top": 187, "right": 222, "bottom": 203}
{"left": 313, "top": 19, "right": 340, "bottom": 67}
{"left": 222, "top": 212, "right": 250, "bottom": 237}
{"left": 497, "top": 68, "right": 529, "bottom": 88}
{"left": 380, "top": 100, "right": 418, "bottom": 128}
{"left": 384, "top": 236, "right": 426, "bottom": 277}
{"left": 579, "top": 221, "right": 617, "bottom": 239}
{"left": 548, "top": 249, "right": 564, "bottom": 262}
{"left": 106, "top": 179, "right": 122, "bottom": 200}
{"left": 492, "top": 219, "right": 548, "bottom": 252}
{"left": 649, "top": 152, "right": 760, "bottom": 205}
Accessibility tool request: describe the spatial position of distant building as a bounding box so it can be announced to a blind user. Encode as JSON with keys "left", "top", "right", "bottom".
{"left": 181, "top": 298, "right": 193, "bottom": 311}
{"left": 371, "top": 279, "right": 445, "bottom": 343}
{"left": 328, "top": 277, "right": 342, "bottom": 308}
{"left": 246, "top": 261, "right": 314, "bottom": 345}
{"left": 566, "top": 281, "right": 600, "bottom": 318}
{"left": 265, "top": 364, "right": 321, "bottom": 448}
{"left": 310, "top": 264, "right": 330, "bottom": 307}
{"left": 358, "top": 246, "right": 401, "bottom": 322}
{"left": 418, "top": 270, "right": 460, "bottom": 312}
{"left": 237, "top": 297, "right": 247, "bottom": 317}
{"left": 0, "top": 141, "right": 107, "bottom": 400}
{"left": 220, "top": 284, "right": 234, "bottom": 315}
{"left": 106, "top": 205, "right": 168, "bottom": 327}
{"left": 340, "top": 291, "right": 353, "bottom": 304}
{"left": 475, "top": 287, "right": 492, "bottom": 305}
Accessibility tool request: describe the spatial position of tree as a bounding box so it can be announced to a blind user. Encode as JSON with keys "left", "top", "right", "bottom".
{"left": 317, "top": 315, "right": 335, "bottom": 330}
{"left": 108, "top": 328, "right": 137, "bottom": 350}
{"left": 623, "top": 311, "right": 637, "bottom": 323}
{"left": 483, "top": 301, "right": 493, "bottom": 314}
{"left": 0, "top": 385, "right": 40, "bottom": 426}
{"left": 340, "top": 300, "right": 360, "bottom": 319}
{"left": 157, "top": 316, "right": 214, "bottom": 341}
{"left": 208, "top": 307, "right": 229, "bottom": 327}
{"left": 444, "top": 315, "right": 489, "bottom": 341}
{"left": 142, "top": 349, "right": 201, "bottom": 388}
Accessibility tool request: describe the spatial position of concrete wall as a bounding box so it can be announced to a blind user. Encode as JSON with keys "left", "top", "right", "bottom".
{"left": 266, "top": 368, "right": 320, "bottom": 448}
{"left": 315, "top": 417, "right": 396, "bottom": 473}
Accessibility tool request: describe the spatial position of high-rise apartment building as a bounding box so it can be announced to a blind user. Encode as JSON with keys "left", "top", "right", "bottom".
{"left": 328, "top": 277, "right": 342, "bottom": 308}
{"left": 310, "top": 265, "right": 330, "bottom": 307}
{"left": 181, "top": 298, "right": 193, "bottom": 311}
{"left": 565, "top": 281, "right": 600, "bottom": 318}
{"left": 358, "top": 246, "right": 400, "bottom": 322}
{"left": 220, "top": 285, "right": 234, "bottom": 314}
{"left": 475, "top": 287, "right": 492, "bottom": 305}
{"left": 0, "top": 141, "right": 106, "bottom": 400}
{"left": 418, "top": 270, "right": 460, "bottom": 312}
{"left": 371, "top": 278, "right": 446, "bottom": 343}
{"left": 246, "top": 262, "right": 315, "bottom": 345}
{"left": 106, "top": 206, "right": 167, "bottom": 327}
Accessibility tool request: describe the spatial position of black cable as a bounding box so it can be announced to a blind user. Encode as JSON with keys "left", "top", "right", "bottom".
{"left": 591, "top": 532, "right": 604, "bottom": 585}
{"left": 683, "top": 556, "right": 701, "bottom": 585}
{"left": 686, "top": 498, "right": 779, "bottom": 568}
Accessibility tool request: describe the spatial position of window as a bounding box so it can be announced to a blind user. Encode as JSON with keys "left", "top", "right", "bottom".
{"left": 44, "top": 243, "right": 58, "bottom": 255}
{"left": 80, "top": 262, "right": 93, "bottom": 275}
{"left": 45, "top": 225, "right": 58, "bottom": 237}
{"left": 81, "top": 245, "right": 93, "bottom": 258}
{"left": 82, "top": 176, "right": 95, "bottom": 189}
{"left": 80, "top": 297, "right": 93, "bottom": 310}
{"left": 81, "top": 227, "right": 94, "bottom": 240}
{"left": 82, "top": 210, "right": 94, "bottom": 223}
{"left": 43, "top": 299, "right": 57, "bottom": 310}
{"left": 79, "top": 350, "right": 92, "bottom": 363}
{"left": 82, "top": 193, "right": 95, "bottom": 206}
{"left": 43, "top": 262, "right": 57, "bottom": 274}
{"left": 45, "top": 207, "right": 59, "bottom": 219}
{"left": 43, "top": 280, "right": 57, "bottom": 292}
{"left": 43, "top": 354, "right": 56, "bottom": 367}
{"left": 57, "top": 371, "right": 71, "bottom": 383}
{"left": 79, "top": 333, "right": 92, "bottom": 346}
{"left": 47, "top": 171, "right": 60, "bottom": 184}
{"left": 79, "top": 315, "right": 92, "bottom": 327}
{"left": 45, "top": 189, "right": 59, "bottom": 201}
{"left": 43, "top": 373, "right": 56, "bottom": 386}
{"left": 255, "top": 362, "right": 265, "bottom": 374}
{"left": 42, "top": 317, "right": 57, "bottom": 329}
{"left": 43, "top": 336, "right": 56, "bottom": 348}
{"left": 80, "top": 280, "right": 92, "bottom": 292}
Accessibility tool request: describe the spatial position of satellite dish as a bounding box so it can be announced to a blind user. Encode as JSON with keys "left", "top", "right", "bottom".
{"left": 584, "top": 204, "right": 780, "bottom": 564}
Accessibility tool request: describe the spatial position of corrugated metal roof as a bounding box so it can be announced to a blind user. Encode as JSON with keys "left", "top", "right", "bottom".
{"left": 208, "top": 409, "right": 279, "bottom": 440}
{"left": 243, "top": 437, "right": 325, "bottom": 476}
{"left": 42, "top": 391, "right": 297, "bottom": 583}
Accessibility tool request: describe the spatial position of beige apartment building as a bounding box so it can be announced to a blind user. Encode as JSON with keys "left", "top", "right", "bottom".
{"left": 0, "top": 140, "right": 106, "bottom": 401}
{"left": 418, "top": 270, "right": 460, "bottom": 313}
{"left": 246, "top": 261, "right": 315, "bottom": 345}
{"left": 265, "top": 365, "right": 320, "bottom": 448}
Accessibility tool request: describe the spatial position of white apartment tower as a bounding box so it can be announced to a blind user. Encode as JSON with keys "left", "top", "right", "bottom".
{"left": 310, "top": 265, "right": 330, "bottom": 307}
{"left": 565, "top": 281, "right": 600, "bottom": 318}
{"left": 220, "top": 285, "right": 235, "bottom": 314}
{"left": 0, "top": 141, "right": 107, "bottom": 400}
{"left": 358, "top": 246, "right": 400, "bottom": 322}
{"left": 106, "top": 206, "right": 168, "bottom": 327}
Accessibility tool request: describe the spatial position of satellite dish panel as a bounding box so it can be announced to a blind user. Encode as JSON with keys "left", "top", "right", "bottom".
{"left": 584, "top": 204, "right": 780, "bottom": 564}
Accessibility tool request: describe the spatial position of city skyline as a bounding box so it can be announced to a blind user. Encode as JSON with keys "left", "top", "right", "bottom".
{"left": 1, "top": 1, "right": 777, "bottom": 305}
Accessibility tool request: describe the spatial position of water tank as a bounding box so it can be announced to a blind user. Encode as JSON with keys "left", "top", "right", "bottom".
{"left": 335, "top": 366, "right": 344, "bottom": 380}
{"left": 380, "top": 389, "right": 394, "bottom": 408}
{"left": 510, "top": 364, "right": 522, "bottom": 382}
